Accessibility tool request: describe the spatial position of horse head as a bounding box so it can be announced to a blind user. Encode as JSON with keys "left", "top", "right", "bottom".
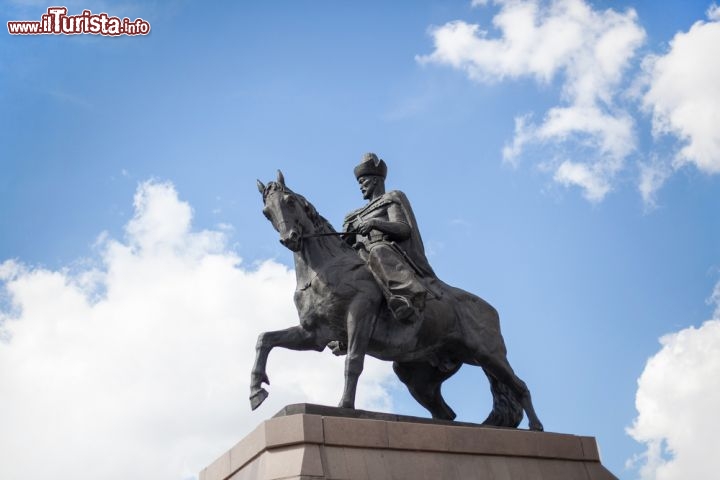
{"left": 257, "top": 171, "right": 310, "bottom": 252}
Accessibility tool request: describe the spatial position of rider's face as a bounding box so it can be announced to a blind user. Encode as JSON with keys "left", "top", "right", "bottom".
{"left": 358, "top": 175, "right": 378, "bottom": 200}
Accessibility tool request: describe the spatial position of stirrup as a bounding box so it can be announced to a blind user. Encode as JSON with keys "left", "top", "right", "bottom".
{"left": 388, "top": 296, "right": 417, "bottom": 323}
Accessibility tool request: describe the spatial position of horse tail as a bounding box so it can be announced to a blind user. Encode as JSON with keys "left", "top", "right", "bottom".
{"left": 481, "top": 368, "right": 523, "bottom": 428}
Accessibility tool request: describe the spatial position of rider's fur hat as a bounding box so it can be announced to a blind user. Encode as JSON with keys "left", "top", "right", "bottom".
{"left": 354, "top": 152, "right": 387, "bottom": 179}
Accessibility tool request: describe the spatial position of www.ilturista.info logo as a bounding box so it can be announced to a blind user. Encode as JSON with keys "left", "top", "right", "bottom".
{"left": 8, "top": 7, "right": 150, "bottom": 36}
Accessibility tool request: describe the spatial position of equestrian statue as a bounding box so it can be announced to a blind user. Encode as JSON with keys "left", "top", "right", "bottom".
{"left": 249, "top": 153, "right": 543, "bottom": 430}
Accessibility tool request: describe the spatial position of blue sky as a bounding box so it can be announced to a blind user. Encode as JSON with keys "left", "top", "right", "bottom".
{"left": 1, "top": 1, "right": 719, "bottom": 479}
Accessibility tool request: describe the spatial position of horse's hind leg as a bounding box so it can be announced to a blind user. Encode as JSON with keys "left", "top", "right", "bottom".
{"left": 393, "top": 361, "right": 461, "bottom": 420}
{"left": 478, "top": 353, "right": 543, "bottom": 431}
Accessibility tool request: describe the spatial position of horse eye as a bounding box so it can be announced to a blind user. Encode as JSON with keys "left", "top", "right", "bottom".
{"left": 262, "top": 208, "right": 271, "bottom": 219}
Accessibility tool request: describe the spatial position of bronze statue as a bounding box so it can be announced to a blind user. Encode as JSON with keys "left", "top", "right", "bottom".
{"left": 250, "top": 155, "right": 543, "bottom": 431}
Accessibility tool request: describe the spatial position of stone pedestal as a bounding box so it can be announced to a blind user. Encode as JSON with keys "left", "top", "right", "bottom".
{"left": 200, "top": 404, "right": 617, "bottom": 480}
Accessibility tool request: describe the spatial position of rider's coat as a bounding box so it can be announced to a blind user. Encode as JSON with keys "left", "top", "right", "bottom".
{"left": 343, "top": 190, "right": 441, "bottom": 312}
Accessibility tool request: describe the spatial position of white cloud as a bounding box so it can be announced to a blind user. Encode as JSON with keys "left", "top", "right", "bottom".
{"left": 638, "top": 158, "right": 672, "bottom": 209}
{"left": 553, "top": 160, "right": 610, "bottom": 202}
{"left": 418, "top": 0, "right": 645, "bottom": 202}
{"left": 0, "top": 181, "right": 395, "bottom": 480}
{"left": 627, "top": 285, "right": 720, "bottom": 479}
{"left": 708, "top": 3, "right": 720, "bottom": 22}
{"left": 641, "top": 10, "right": 720, "bottom": 176}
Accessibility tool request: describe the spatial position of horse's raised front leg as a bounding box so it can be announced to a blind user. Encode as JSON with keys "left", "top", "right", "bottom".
{"left": 250, "top": 325, "right": 324, "bottom": 410}
{"left": 338, "top": 299, "right": 378, "bottom": 409}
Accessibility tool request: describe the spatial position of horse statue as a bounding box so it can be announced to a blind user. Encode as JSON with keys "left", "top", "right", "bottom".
{"left": 250, "top": 171, "right": 543, "bottom": 431}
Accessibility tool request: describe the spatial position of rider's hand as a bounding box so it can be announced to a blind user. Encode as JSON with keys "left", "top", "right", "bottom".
{"left": 357, "top": 218, "right": 377, "bottom": 235}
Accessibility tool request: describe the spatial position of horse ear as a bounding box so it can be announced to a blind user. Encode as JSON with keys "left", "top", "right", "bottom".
{"left": 277, "top": 170, "right": 285, "bottom": 187}
{"left": 256, "top": 180, "right": 266, "bottom": 194}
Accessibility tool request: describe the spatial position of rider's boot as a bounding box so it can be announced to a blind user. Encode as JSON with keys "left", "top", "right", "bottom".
{"left": 388, "top": 294, "right": 424, "bottom": 324}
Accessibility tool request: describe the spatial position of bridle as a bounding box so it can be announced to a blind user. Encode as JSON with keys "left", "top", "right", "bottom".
{"left": 265, "top": 185, "right": 355, "bottom": 243}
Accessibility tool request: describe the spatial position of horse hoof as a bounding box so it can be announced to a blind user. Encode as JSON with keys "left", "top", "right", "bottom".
{"left": 529, "top": 421, "right": 544, "bottom": 432}
{"left": 250, "top": 388, "right": 269, "bottom": 411}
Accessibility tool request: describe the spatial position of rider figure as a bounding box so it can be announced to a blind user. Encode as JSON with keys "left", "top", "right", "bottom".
{"left": 343, "top": 153, "right": 437, "bottom": 323}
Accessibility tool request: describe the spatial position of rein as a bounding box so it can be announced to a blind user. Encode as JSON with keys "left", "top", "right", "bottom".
{"left": 301, "top": 231, "right": 355, "bottom": 239}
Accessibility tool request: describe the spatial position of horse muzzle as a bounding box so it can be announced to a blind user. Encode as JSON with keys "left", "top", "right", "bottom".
{"left": 279, "top": 230, "right": 301, "bottom": 251}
